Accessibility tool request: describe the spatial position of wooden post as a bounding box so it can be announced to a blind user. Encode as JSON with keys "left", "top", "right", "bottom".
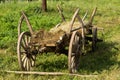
{"left": 69, "top": 8, "right": 79, "bottom": 33}
{"left": 57, "top": 5, "right": 65, "bottom": 22}
{"left": 42, "top": 0, "right": 47, "bottom": 12}
{"left": 18, "top": 15, "right": 24, "bottom": 37}
{"left": 89, "top": 7, "right": 97, "bottom": 25}
{"left": 77, "top": 14, "right": 85, "bottom": 51}
{"left": 21, "top": 11, "right": 34, "bottom": 35}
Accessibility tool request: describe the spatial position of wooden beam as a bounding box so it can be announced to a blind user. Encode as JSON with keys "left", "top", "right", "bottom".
{"left": 69, "top": 8, "right": 80, "bottom": 33}
{"left": 5, "top": 71, "right": 98, "bottom": 77}
{"left": 57, "top": 5, "right": 65, "bottom": 22}
{"left": 21, "top": 11, "right": 34, "bottom": 35}
{"left": 18, "top": 15, "right": 24, "bottom": 37}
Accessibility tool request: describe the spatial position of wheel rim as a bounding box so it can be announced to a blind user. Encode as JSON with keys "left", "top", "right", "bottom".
{"left": 92, "top": 28, "right": 97, "bottom": 51}
{"left": 17, "top": 32, "right": 36, "bottom": 71}
{"left": 68, "top": 31, "right": 82, "bottom": 73}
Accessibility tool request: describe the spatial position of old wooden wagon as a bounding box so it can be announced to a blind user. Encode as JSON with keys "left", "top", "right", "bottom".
{"left": 17, "top": 7, "right": 102, "bottom": 73}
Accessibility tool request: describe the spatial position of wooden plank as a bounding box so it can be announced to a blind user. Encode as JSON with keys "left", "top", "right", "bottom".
{"left": 46, "top": 44, "right": 56, "bottom": 47}
{"left": 5, "top": 71, "right": 98, "bottom": 77}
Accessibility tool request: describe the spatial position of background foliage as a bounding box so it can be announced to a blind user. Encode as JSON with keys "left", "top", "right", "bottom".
{"left": 0, "top": 0, "right": 120, "bottom": 80}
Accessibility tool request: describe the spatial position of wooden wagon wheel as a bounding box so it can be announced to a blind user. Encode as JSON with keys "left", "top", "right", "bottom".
{"left": 92, "top": 27, "right": 97, "bottom": 51}
{"left": 17, "top": 32, "right": 36, "bottom": 71}
{"left": 68, "top": 31, "right": 82, "bottom": 73}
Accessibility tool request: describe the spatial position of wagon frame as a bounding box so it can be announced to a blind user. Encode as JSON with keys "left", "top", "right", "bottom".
{"left": 17, "top": 7, "right": 102, "bottom": 73}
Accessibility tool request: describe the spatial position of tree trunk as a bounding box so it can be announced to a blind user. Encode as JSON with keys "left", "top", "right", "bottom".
{"left": 27, "top": 0, "right": 32, "bottom": 2}
{"left": 42, "top": 0, "right": 47, "bottom": 12}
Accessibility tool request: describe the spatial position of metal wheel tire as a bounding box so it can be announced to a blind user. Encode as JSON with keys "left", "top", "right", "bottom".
{"left": 92, "top": 27, "right": 97, "bottom": 51}
{"left": 68, "top": 31, "right": 82, "bottom": 73}
{"left": 17, "top": 31, "right": 36, "bottom": 71}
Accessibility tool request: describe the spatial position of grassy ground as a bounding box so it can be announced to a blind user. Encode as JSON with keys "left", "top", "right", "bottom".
{"left": 0, "top": 0, "right": 120, "bottom": 80}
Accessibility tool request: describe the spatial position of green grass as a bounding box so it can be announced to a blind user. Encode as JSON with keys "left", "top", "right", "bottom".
{"left": 0, "top": 0, "right": 120, "bottom": 80}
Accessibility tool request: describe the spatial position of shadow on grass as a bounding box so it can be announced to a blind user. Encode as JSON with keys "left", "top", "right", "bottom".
{"left": 35, "top": 41, "right": 119, "bottom": 74}
{"left": 35, "top": 54, "right": 68, "bottom": 72}
{"left": 78, "top": 41, "right": 119, "bottom": 74}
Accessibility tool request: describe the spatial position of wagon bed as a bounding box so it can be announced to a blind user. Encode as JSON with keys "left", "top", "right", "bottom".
{"left": 31, "top": 29, "right": 66, "bottom": 46}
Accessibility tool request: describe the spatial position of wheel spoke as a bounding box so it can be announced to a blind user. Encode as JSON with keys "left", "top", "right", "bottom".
{"left": 31, "top": 55, "right": 35, "bottom": 61}
{"left": 31, "top": 55, "right": 35, "bottom": 66}
{"left": 31, "top": 60, "right": 35, "bottom": 67}
{"left": 22, "top": 54, "right": 26, "bottom": 62}
{"left": 21, "top": 42, "right": 26, "bottom": 50}
{"left": 29, "top": 57, "right": 33, "bottom": 67}
{"left": 27, "top": 36, "right": 30, "bottom": 43}
{"left": 76, "top": 45, "right": 80, "bottom": 53}
{"left": 28, "top": 59, "right": 31, "bottom": 70}
{"left": 23, "top": 57, "right": 27, "bottom": 70}
{"left": 22, "top": 36, "right": 27, "bottom": 48}
{"left": 25, "top": 35, "right": 29, "bottom": 46}
{"left": 20, "top": 46, "right": 26, "bottom": 55}
{"left": 71, "top": 56, "right": 76, "bottom": 72}
{"left": 26, "top": 59, "right": 28, "bottom": 71}
{"left": 26, "top": 59, "right": 30, "bottom": 71}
